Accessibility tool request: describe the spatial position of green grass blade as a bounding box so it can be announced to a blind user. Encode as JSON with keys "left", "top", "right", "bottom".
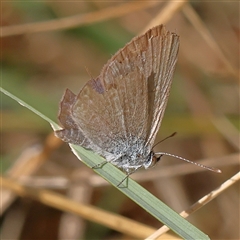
{"left": 1, "top": 86, "right": 210, "bottom": 239}
{"left": 1, "top": 87, "right": 58, "bottom": 129}
{"left": 71, "top": 145, "right": 210, "bottom": 239}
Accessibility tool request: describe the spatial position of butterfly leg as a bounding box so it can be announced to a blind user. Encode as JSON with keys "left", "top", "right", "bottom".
{"left": 117, "top": 166, "right": 142, "bottom": 188}
{"left": 92, "top": 161, "right": 108, "bottom": 169}
{"left": 117, "top": 174, "right": 129, "bottom": 188}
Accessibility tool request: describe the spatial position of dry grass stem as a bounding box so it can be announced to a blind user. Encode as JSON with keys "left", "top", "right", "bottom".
{"left": 211, "top": 116, "right": 240, "bottom": 151}
{"left": 142, "top": 0, "right": 187, "bottom": 33}
{"left": 183, "top": 4, "right": 239, "bottom": 79}
{"left": 147, "top": 171, "right": 240, "bottom": 239}
{"left": 1, "top": 2, "right": 159, "bottom": 37}
{"left": 58, "top": 169, "right": 94, "bottom": 239}
{"left": 10, "top": 153, "right": 239, "bottom": 189}
{"left": 1, "top": 176, "right": 157, "bottom": 239}
{"left": 7, "top": 133, "right": 61, "bottom": 177}
{"left": 181, "top": 72, "right": 238, "bottom": 151}
{"left": 1, "top": 133, "right": 61, "bottom": 215}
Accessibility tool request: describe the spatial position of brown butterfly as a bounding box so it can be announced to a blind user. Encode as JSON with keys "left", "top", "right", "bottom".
{"left": 55, "top": 25, "right": 220, "bottom": 184}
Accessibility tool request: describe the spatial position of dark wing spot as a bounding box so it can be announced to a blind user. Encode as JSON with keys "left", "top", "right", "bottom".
{"left": 90, "top": 78, "right": 105, "bottom": 94}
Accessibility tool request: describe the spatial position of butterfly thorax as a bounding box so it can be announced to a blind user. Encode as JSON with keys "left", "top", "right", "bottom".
{"left": 100, "top": 137, "right": 154, "bottom": 174}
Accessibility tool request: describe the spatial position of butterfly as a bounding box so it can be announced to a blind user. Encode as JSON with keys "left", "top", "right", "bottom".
{"left": 55, "top": 25, "right": 220, "bottom": 184}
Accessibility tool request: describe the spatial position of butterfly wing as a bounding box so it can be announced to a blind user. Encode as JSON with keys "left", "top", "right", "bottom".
{"left": 68, "top": 25, "right": 179, "bottom": 156}
{"left": 55, "top": 88, "right": 92, "bottom": 147}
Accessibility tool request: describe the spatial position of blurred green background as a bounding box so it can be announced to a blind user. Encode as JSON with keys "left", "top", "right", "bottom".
{"left": 1, "top": 1, "right": 239, "bottom": 240}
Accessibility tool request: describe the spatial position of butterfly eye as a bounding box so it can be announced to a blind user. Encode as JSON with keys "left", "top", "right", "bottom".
{"left": 143, "top": 155, "right": 153, "bottom": 169}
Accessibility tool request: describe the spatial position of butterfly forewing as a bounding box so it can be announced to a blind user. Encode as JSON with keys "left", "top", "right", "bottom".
{"left": 144, "top": 28, "right": 179, "bottom": 147}
{"left": 71, "top": 25, "right": 179, "bottom": 154}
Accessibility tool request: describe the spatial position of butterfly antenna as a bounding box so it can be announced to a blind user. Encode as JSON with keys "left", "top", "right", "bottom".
{"left": 84, "top": 66, "right": 93, "bottom": 79}
{"left": 152, "top": 132, "right": 177, "bottom": 149}
{"left": 155, "top": 152, "right": 221, "bottom": 173}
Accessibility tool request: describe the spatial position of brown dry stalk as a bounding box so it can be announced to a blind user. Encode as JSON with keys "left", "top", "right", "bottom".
{"left": 141, "top": 0, "right": 187, "bottom": 33}
{"left": 181, "top": 70, "right": 239, "bottom": 151}
{"left": 182, "top": 3, "right": 239, "bottom": 79}
{"left": 7, "top": 133, "right": 61, "bottom": 177}
{"left": 211, "top": 116, "right": 240, "bottom": 151}
{"left": 146, "top": 171, "right": 240, "bottom": 239}
{"left": 1, "top": 2, "right": 159, "bottom": 37}
{"left": 1, "top": 133, "right": 62, "bottom": 215}
{"left": 1, "top": 175, "right": 157, "bottom": 239}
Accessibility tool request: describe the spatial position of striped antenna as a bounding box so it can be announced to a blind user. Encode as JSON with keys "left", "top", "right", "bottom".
{"left": 155, "top": 152, "right": 221, "bottom": 173}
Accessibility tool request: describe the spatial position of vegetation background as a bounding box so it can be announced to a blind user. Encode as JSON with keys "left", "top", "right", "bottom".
{"left": 1, "top": 1, "right": 239, "bottom": 239}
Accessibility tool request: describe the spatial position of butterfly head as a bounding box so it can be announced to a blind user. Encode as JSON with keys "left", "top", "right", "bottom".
{"left": 143, "top": 151, "right": 163, "bottom": 169}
